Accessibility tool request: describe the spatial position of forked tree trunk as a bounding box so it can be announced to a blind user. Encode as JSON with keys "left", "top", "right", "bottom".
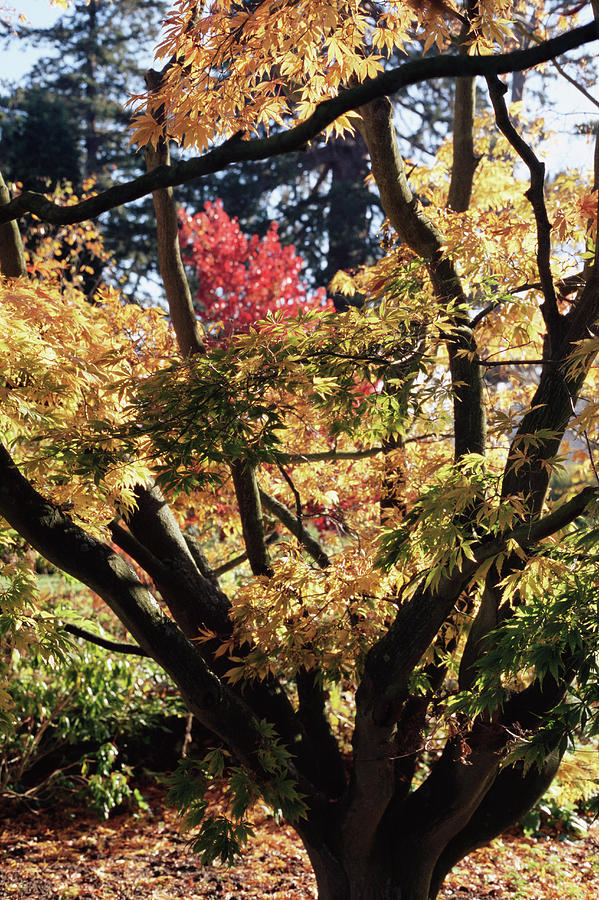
{"left": 294, "top": 746, "right": 561, "bottom": 900}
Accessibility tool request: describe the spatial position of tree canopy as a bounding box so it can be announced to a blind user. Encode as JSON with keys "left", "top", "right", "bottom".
{"left": 1, "top": 2, "right": 599, "bottom": 899}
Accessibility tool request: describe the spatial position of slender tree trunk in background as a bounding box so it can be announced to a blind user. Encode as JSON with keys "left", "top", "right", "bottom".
{"left": 511, "top": 69, "right": 526, "bottom": 104}
{"left": 84, "top": 0, "right": 100, "bottom": 178}
{"left": 144, "top": 69, "right": 205, "bottom": 358}
{"left": 447, "top": 77, "right": 478, "bottom": 213}
{"left": 325, "top": 133, "right": 373, "bottom": 281}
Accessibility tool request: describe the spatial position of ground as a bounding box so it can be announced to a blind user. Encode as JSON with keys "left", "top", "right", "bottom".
{"left": 1, "top": 785, "right": 599, "bottom": 899}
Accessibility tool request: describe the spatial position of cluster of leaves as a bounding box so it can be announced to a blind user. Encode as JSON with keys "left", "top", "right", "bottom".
{"left": 167, "top": 720, "right": 305, "bottom": 865}
{"left": 15, "top": 179, "right": 112, "bottom": 293}
{"left": 130, "top": 0, "right": 518, "bottom": 151}
{"left": 377, "top": 454, "right": 524, "bottom": 588}
{"left": 123, "top": 283, "right": 444, "bottom": 493}
{"left": 517, "top": 737, "right": 599, "bottom": 838}
{"left": 0, "top": 259, "right": 174, "bottom": 532}
{"left": 203, "top": 543, "right": 398, "bottom": 683}
{"left": 439, "top": 520, "right": 599, "bottom": 767}
{"left": 0, "top": 550, "right": 72, "bottom": 729}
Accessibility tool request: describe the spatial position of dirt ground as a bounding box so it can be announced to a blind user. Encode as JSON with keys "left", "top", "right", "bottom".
{"left": 2, "top": 785, "right": 599, "bottom": 899}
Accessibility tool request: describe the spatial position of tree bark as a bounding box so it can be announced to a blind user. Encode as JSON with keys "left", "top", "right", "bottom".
{"left": 145, "top": 135, "right": 205, "bottom": 357}
{"left": 358, "top": 96, "right": 486, "bottom": 460}
{"left": 447, "top": 77, "right": 478, "bottom": 213}
{"left": 0, "top": 171, "right": 26, "bottom": 277}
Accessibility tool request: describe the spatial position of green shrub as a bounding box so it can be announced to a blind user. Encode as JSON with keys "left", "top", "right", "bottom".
{"left": 1, "top": 642, "right": 186, "bottom": 816}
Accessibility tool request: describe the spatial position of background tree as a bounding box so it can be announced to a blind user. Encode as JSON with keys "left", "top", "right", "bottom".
{"left": 1, "top": 3, "right": 599, "bottom": 900}
{"left": 178, "top": 200, "right": 327, "bottom": 337}
{"left": 0, "top": 0, "right": 166, "bottom": 295}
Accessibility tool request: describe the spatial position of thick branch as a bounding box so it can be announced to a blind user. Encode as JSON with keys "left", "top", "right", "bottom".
{"left": 430, "top": 752, "right": 561, "bottom": 895}
{"left": 502, "top": 277, "right": 599, "bottom": 509}
{"left": 359, "top": 96, "right": 486, "bottom": 459}
{"left": 110, "top": 520, "right": 167, "bottom": 582}
{"left": 398, "top": 652, "right": 570, "bottom": 875}
{"left": 296, "top": 667, "right": 346, "bottom": 798}
{"left": 1, "top": 23, "right": 598, "bottom": 227}
{"left": 342, "top": 486, "right": 596, "bottom": 859}
{"left": 184, "top": 534, "right": 221, "bottom": 587}
{"left": 447, "top": 77, "right": 478, "bottom": 212}
{"left": 123, "top": 489, "right": 326, "bottom": 792}
{"left": 125, "top": 483, "right": 232, "bottom": 637}
{"left": 143, "top": 73, "right": 275, "bottom": 636}
{"left": 0, "top": 443, "right": 287, "bottom": 780}
{"left": 365, "top": 484, "right": 598, "bottom": 723}
{"left": 144, "top": 69, "right": 205, "bottom": 358}
{"left": 277, "top": 447, "right": 384, "bottom": 463}
{"left": 231, "top": 462, "right": 272, "bottom": 576}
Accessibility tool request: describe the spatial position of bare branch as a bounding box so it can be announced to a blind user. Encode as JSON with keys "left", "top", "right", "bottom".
{"left": 277, "top": 447, "right": 385, "bottom": 463}
{"left": 482, "top": 357, "right": 545, "bottom": 366}
{"left": 231, "top": 461, "right": 272, "bottom": 576}
{"left": 485, "top": 74, "right": 560, "bottom": 343}
{"left": 125, "top": 483, "right": 232, "bottom": 637}
{"left": 144, "top": 68, "right": 205, "bottom": 358}
{"left": 110, "top": 520, "right": 167, "bottom": 581}
{"left": 448, "top": 76, "right": 478, "bottom": 212}
{"left": 64, "top": 623, "right": 148, "bottom": 657}
{"left": 359, "top": 96, "right": 486, "bottom": 460}
{"left": 277, "top": 462, "right": 303, "bottom": 521}
{"left": 184, "top": 534, "right": 221, "bottom": 587}
{"left": 259, "top": 488, "right": 331, "bottom": 569}
{"left": 213, "top": 531, "right": 280, "bottom": 576}
{"left": 551, "top": 55, "right": 599, "bottom": 110}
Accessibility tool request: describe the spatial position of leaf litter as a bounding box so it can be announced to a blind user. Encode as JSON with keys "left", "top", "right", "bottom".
{"left": 2, "top": 784, "right": 599, "bottom": 899}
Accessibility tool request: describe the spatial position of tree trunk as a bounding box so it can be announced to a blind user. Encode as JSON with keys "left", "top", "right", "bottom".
{"left": 0, "top": 171, "right": 26, "bottom": 277}
{"left": 294, "top": 733, "right": 561, "bottom": 900}
{"left": 302, "top": 834, "right": 441, "bottom": 900}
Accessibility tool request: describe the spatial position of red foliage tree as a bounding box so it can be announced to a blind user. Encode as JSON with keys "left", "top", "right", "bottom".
{"left": 178, "top": 200, "right": 327, "bottom": 339}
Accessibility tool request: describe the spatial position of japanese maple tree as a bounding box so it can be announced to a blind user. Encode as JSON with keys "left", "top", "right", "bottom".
{"left": 1, "top": 2, "right": 599, "bottom": 900}
{"left": 178, "top": 200, "right": 326, "bottom": 338}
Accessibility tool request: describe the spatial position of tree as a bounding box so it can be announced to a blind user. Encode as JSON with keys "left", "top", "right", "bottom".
{"left": 1, "top": 2, "right": 599, "bottom": 899}
{"left": 0, "top": 86, "right": 82, "bottom": 191}
{"left": 178, "top": 199, "right": 326, "bottom": 338}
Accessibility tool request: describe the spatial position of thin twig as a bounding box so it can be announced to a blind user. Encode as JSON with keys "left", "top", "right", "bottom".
{"left": 482, "top": 357, "right": 546, "bottom": 367}
{"left": 259, "top": 488, "right": 330, "bottom": 569}
{"left": 213, "top": 531, "right": 279, "bottom": 576}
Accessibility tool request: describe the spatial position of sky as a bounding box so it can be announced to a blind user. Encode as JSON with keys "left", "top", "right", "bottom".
{"left": 3, "top": 1, "right": 61, "bottom": 75}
